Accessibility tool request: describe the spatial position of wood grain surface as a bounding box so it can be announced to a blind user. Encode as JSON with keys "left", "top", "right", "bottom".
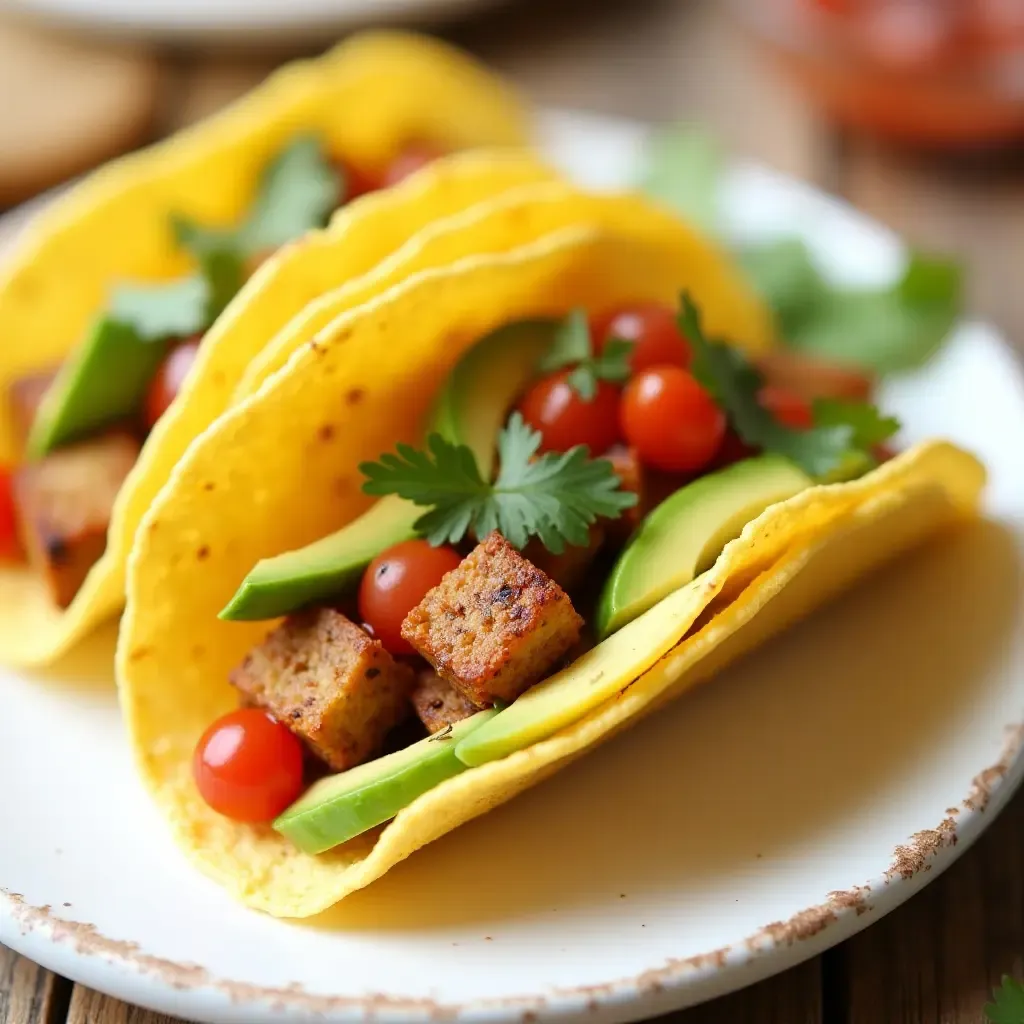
{"left": 1, "top": 0, "right": 1022, "bottom": 1021}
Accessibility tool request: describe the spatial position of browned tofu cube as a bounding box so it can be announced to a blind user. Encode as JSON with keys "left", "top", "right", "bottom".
{"left": 8, "top": 370, "right": 58, "bottom": 448}
{"left": 524, "top": 523, "right": 605, "bottom": 592}
{"left": 12, "top": 432, "right": 139, "bottom": 608}
{"left": 230, "top": 609, "right": 415, "bottom": 771}
{"left": 605, "top": 445, "right": 644, "bottom": 540}
{"left": 754, "top": 349, "right": 874, "bottom": 403}
{"left": 411, "top": 668, "right": 479, "bottom": 735}
{"left": 401, "top": 531, "right": 583, "bottom": 706}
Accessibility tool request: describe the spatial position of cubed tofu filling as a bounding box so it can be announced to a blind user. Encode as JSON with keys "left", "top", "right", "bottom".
{"left": 411, "top": 668, "right": 479, "bottom": 735}
{"left": 12, "top": 432, "right": 140, "bottom": 608}
{"left": 230, "top": 608, "right": 415, "bottom": 771}
{"left": 401, "top": 531, "right": 584, "bottom": 707}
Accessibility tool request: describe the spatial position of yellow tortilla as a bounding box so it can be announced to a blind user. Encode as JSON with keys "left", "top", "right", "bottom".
{"left": 0, "top": 31, "right": 536, "bottom": 667}
{"left": 117, "top": 227, "right": 985, "bottom": 917}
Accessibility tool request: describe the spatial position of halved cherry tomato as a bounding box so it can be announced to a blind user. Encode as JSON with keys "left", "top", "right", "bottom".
{"left": 193, "top": 708, "right": 304, "bottom": 822}
{"left": 382, "top": 142, "right": 446, "bottom": 188}
{"left": 621, "top": 366, "right": 725, "bottom": 474}
{"left": 518, "top": 371, "right": 622, "bottom": 454}
{"left": 590, "top": 303, "right": 691, "bottom": 374}
{"left": 0, "top": 469, "right": 21, "bottom": 561}
{"left": 144, "top": 338, "right": 201, "bottom": 431}
{"left": 759, "top": 385, "right": 814, "bottom": 431}
{"left": 359, "top": 540, "right": 463, "bottom": 655}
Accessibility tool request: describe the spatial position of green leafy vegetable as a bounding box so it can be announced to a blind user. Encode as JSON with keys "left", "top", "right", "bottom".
{"left": 109, "top": 249, "right": 244, "bottom": 341}
{"left": 682, "top": 293, "right": 898, "bottom": 479}
{"left": 986, "top": 976, "right": 1024, "bottom": 1024}
{"left": 538, "top": 309, "right": 633, "bottom": 400}
{"left": 638, "top": 124, "right": 963, "bottom": 375}
{"left": 638, "top": 124, "right": 722, "bottom": 235}
{"left": 173, "top": 135, "right": 341, "bottom": 262}
{"left": 360, "top": 412, "right": 637, "bottom": 553}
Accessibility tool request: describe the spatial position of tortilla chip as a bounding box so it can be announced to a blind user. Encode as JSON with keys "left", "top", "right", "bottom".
{"left": 0, "top": 32, "right": 535, "bottom": 667}
{"left": 118, "top": 227, "right": 984, "bottom": 916}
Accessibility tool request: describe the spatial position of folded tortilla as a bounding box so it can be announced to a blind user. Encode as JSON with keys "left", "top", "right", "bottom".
{"left": 117, "top": 226, "right": 984, "bottom": 917}
{"left": 0, "top": 31, "right": 538, "bottom": 667}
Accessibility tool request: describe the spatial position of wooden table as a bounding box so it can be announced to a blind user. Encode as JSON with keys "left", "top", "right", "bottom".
{"left": 1, "top": 1, "right": 1022, "bottom": 1021}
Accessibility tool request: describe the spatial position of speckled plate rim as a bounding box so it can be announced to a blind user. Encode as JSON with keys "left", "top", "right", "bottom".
{"left": 1, "top": 108, "right": 1023, "bottom": 1024}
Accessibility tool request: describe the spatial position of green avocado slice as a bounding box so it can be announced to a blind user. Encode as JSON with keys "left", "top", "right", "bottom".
{"left": 26, "top": 318, "right": 168, "bottom": 458}
{"left": 595, "top": 454, "right": 813, "bottom": 640}
{"left": 275, "top": 709, "right": 496, "bottom": 854}
{"left": 220, "top": 319, "right": 558, "bottom": 621}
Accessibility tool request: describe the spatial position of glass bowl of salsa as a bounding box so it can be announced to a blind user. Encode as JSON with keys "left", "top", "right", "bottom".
{"left": 731, "top": 0, "right": 1024, "bottom": 148}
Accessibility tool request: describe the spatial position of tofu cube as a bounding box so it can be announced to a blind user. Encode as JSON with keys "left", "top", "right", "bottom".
{"left": 12, "top": 432, "right": 140, "bottom": 608}
{"left": 230, "top": 609, "right": 415, "bottom": 771}
{"left": 523, "top": 523, "right": 605, "bottom": 592}
{"left": 605, "top": 445, "right": 644, "bottom": 541}
{"left": 401, "top": 531, "right": 583, "bottom": 706}
{"left": 411, "top": 668, "right": 479, "bottom": 735}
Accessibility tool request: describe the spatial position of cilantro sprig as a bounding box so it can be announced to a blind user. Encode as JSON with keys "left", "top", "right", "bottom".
{"left": 360, "top": 412, "right": 637, "bottom": 553}
{"left": 172, "top": 135, "right": 341, "bottom": 264}
{"left": 682, "top": 293, "right": 899, "bottom": 479}
{"left": 987, "top": 976, "right": 1024, "bottom": 1024}
{"left": 538, "top": 309, "right": 633, "bottom": 400}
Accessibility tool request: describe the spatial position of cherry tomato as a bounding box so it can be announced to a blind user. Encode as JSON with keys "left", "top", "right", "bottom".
{"left": 0, "top": 469, "right": 21, "bottom": 561}
{"left": 759, "top": 385, "right": 814, "bottom": 431}
{"left": 359, "top": 540, "right": 463, "bottom": 655}
{"left": 381, "top": 142, "right": 446, "bottom": 188}
{"left": 621, "top": 366, "right": 725, "bottom": 474}
{"left": 518, "top": 372, "right": 622, "bottom": 454}
{"left": 193, "top": 708, "right": 304, "bottom": 822}
{"left": 335, "top": 156, "right": 380, "bottom": 203}
{"left": 590, "top": 303, "right": 691, "bottom": 374}
{"left": 144, "top": 338, "right": 201, "bottom": 430}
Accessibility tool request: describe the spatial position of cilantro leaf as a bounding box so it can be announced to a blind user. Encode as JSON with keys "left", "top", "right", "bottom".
{"left": 173, "top": 135, "right": 341, "bottom": 262}
{"left": 986, "top": 976, "right": 1024, "bottom": 1024}
{"left": 360, "top": 412, "right": 637, "bottom": 553}
{"left": 638, "top": 124, "right": 722, "bottom": 235}
{"left": 109, "top": 249, "right": 244, "bottom": 341}
{"left": 682, "top": 292, "right": 897, "bottom": 479}
{"left": 539, "top": 309, "right": 633, "bottom": 401}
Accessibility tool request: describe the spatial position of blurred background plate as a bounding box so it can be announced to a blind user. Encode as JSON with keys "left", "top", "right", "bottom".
{"left": 0, "top": 0, "right": 507, "bottom": 44}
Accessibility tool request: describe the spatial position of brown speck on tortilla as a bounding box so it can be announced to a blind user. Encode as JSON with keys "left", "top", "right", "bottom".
{"left": 345, "top": 388, "right": 365, "bottom": 406}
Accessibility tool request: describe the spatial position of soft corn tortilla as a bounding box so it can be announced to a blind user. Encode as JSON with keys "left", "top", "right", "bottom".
{"left": 118, "top": 227, "right": 984, "bottom": 917}
{"left": 0, "top": 31, "right": 536, "bottom": 667}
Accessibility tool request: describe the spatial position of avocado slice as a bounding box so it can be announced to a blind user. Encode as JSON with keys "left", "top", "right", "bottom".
{"left": 595, "top": 454, "right": 813, "bottom": 640}
{"left": 275, "top": 709, "right": 496, "bottom": 854}
{"left": 220, "top": 319, "right": 558, "bottom": 621}
{"left": 27, "top": 318, "right": 168, "bottom": 458}
{"left": 454, "top": 581, "right": 710, "bottom": 767}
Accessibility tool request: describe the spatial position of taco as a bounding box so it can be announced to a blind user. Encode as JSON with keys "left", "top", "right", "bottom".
{"left": 118, "top": 223, "right": 984, "bottom": 918}
{"left": 0, "top": 31, "right": 536, "bottom": 667}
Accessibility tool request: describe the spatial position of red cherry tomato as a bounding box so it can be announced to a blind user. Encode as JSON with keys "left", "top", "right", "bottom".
{"left": 335, "top": 156, "right": 380, "bottom": 203}
{"left": 359, "top": 540, "right": 463, "bottom": 655}
{"left": 193, "top": 708, "right": 305, "bottom": 822}
{"left": 0, "top": 469, "right": 21, "bottom": 560}
{"left": 759, "top": 385, "right": 814, "bottom": 431}
{"left": 144, "top": 338, "right": 201, "bottom": 430}
{"left": 518, "top": 372, "right": 622, "bottom": 454}
{"left": 590, "top": 303, "right": 691, "bottom": 374}
{"left": 382, "top": 142, "right": 446, "bottom": 188}
{"left": 621, "top": 366, "right": 726, "bottom": 474}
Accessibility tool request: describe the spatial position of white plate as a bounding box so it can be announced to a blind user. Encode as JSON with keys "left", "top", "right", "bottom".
{"left": 0, "top": 0, "right": 504, "bottom": 44}
{"left": 1, "top": 109, "right": 1023, "bottom": 1024}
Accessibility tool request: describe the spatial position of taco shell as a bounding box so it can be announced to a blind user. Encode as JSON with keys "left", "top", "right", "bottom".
{"left": 118, "top": 227, "right": 984, "bottom": 917}
{"left": 0, "top": 32, "right": 538, "bottom": 667}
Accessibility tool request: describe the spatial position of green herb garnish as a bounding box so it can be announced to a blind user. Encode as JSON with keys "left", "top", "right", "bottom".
{"left": 640, "top": 124, "right": 963, "bottom": 375}
{"left": 682, "top": 293, "right": 898, "bottom": 479}
{"left": 172, "top": 135, "right": 341, "bottom": 263}
{"left": 360, "top": 412, "right": 637, "bottom": 554}
{"left": 986, "top": 976, "right": 1024, "bottom": 1024}
{"left": 109, "top": 249, "right": 244, "bottom": 342}
{"left": 538, "top": 309, "right": 633, "bottom": 400}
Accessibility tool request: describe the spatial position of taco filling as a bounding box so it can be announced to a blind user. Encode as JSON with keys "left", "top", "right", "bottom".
{"left": 0, "top": 135, "right": 450, "bottom": 609}
{"left": 195, "top": 292, "right": 893, "bottom": 852}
